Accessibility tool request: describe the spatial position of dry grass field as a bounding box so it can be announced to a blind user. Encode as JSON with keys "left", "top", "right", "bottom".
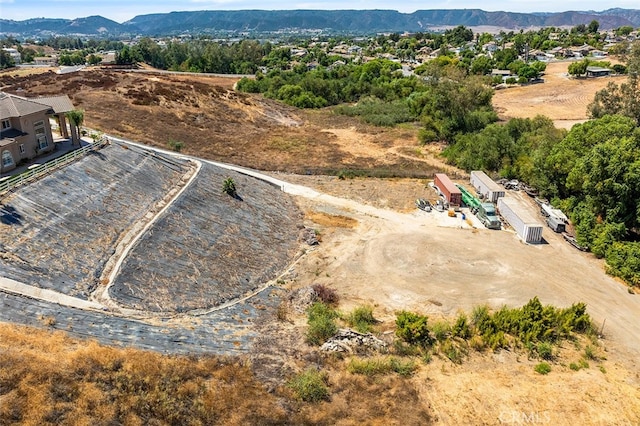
{"left": 492, "top": 60, "right": 626, "bottom": 129}
{"left": 1, "top": 65, "right": 639, "bottom": 425}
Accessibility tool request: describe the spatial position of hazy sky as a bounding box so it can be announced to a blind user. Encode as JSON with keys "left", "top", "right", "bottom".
{"left": 1, "top": 0, "right": 638, "bottom": 22}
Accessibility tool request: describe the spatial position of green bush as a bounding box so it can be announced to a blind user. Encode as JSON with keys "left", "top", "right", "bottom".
{"left": 346, "top": 305, "right": 377, "bottom": 333}
{"left": 222, "top": 177, "right": 237, "bottom": 197}
{"left": 168, "top": 139, "right": 184, "bottom": 152}
{"left": 288, "top": 369, "right": 329, "bottom": 402}
{"left": 534, "top": 362, "right": 551, "bottom": 375}
{"left": 441, "top": 340, "right": 465, "bottom": 364}
{"left": 451, "top": 313, "right": 472, "bottom": 339}
{"left": 395, "top": 311, "right": 434, "bottom": 347}
{"left": 306, "top": 302, "right": 339, "bottom": 345}
{"left": 584, "top": 345, "right": 598, "bottom": 361}
{"left": 536, "top": 342, "right": 554, "bottom": 360}
{"left": 431, "top": 321, "right": 451, "bottom": 342}
{"left": 348, "top": 357, "right": 390, "bottom": 376}
{"left": 570, "top": 359, "right": 589, "bottom": 371}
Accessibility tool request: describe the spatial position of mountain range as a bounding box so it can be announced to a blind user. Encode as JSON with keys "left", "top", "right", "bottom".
{"left": 1, "top": 9, "right": 639, "bottom": 38}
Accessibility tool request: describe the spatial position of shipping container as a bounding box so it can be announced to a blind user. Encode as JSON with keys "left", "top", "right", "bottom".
{"left": 470, "top": 171, "right": 505, "bottom": 203}
{"left": 497, "top": 197, "right": 543, "bottom": 243}
{"left": 434, "top": 173, "right": 462, "bottom": 206}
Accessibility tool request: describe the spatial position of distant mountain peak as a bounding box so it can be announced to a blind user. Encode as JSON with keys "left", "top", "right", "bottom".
{"left": 1, "top": 8, "right": 639, "bottom": 38}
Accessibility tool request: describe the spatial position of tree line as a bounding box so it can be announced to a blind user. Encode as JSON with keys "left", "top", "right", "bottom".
{"left": 443, "top": 42, "right": 640, "bottom": 286}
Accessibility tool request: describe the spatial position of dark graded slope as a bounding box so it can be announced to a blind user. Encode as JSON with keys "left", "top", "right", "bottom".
{"left": 0, "top": 144, "right": 189, "bottom": 298}
{"left": 109, "top": 162, "right": 303, "bottom": 313}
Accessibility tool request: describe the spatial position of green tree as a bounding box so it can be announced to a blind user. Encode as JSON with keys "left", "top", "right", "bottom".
{"left": 65, "top": 109, "right": 84, "bottom": 146}
{"left": 0, "top": 50, "right": 14, "bottom": 69}
{"left": 568, "top": 59, "right": 589, "bottom": 77}
{"left": 588, "top": 42, "right": 640, "bottom": 124}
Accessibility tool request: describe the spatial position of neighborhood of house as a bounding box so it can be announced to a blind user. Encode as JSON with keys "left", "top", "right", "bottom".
{"left": 0, "top": 92, "right": 76, "bottom": 174}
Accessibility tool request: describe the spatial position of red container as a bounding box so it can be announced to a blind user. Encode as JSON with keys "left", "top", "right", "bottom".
{"left": 434, "top": 173, "right": 462, "bottom": 206}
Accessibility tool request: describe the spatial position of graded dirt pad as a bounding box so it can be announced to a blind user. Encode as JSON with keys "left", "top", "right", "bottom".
{"left": 283, "top": 177, "right": 640, "bottom": 423}
{"left": 0, "top": 68, "right": 441, "bottom": 177}
{"left": 110, "top": 162, "right": 302, "bottom": 313}
{"left": 492, "top": 61, "right": 626, "bottom": 129}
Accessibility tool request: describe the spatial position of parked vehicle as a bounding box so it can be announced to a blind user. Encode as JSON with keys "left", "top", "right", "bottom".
{"left": 415, "top": 198, "right": 432, "bottom": 212}
{"left": 562, "top": 233, "right": 589, "bottom": 251}
{"left": 546, "top": 216, "right": 566, "bottom": 233}
{"left": 477, "top": 203, "right": 501, "bottom": 230}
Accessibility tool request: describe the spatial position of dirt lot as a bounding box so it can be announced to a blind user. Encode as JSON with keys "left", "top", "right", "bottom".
{"left": 492, "top": 60, "right": 626, "bottom": 129}
{"left": 1, "top": 66, "right": 639, "bottom": 424}
{"left": 288, "top": 180, "right": 640, "bottom": 423}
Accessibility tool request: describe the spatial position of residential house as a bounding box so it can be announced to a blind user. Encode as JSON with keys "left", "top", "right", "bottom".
{"left": 34, "top": 56, "right": 58, "bottom": 66}
{"left": 0, "top": 92, "right": 75, "bottom": 173}
{"left": 2, "top": 48, "right": 21, "bottom": 65}
{"left": 586, "top": 66, "right": 611, "bottom": 78}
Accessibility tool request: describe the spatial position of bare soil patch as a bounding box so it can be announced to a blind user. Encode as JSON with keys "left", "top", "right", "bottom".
{"left": 492, "top": 61, "right": 626, "bottom": 127}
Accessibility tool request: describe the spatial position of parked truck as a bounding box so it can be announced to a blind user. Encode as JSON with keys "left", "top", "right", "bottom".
{"left": 470, "top": 171, "right": 505, "bottom": 203}
{"left": 434, "top": 173, "right": 462, "bottom": 207}
{"left": 477, "top": 203, "right": 502, "bottom": 229}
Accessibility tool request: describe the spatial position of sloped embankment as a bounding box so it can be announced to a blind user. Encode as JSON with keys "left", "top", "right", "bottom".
{"left": 0, "top": 143, "right": 190, "bottom": 298}
{"left": 109, "top": 162, "right": 303, "bottom": 313}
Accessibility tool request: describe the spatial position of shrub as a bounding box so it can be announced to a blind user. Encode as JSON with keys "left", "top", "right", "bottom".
{"left": 536, "top": 342, "right": 554, "bottom": 360}
{"left": 534, "top": 362, "right": 551, "bottom": 375}
{"left": 431, "top": 321, "right": 451, "bottom": 342}
{"left": 584, "top": 345, "right": 598, "bottom": 361}
{"left": 346, "top": 305, "right": 377, "bottom": 333}
{"left": 168, "top": 139, "right": 184, "bottom": 152}
{"left": 469, "top": 335, "right": 485, "bottom": 351}
{"left": 392, "top": 340, "right": 421, "bottom": 357}
{"left": 569, "top": 362, "right": 580, "bottom": 371}
{"left": 306, "top": 302, "right": 339, "bottom": 345}
{"left": 395, "top": 311, "right": 434, "bottom": 347}
{"left": 390, "top": 357, "right": 418, "bottom": 377}
{"left": 312, "top": 284, "right": 339, "bottom": 305}
{"left": 222, "top": 177, "right": 237, "bottom": 197}
{"left": 347, "top": 357, "right": 416, "bottom": 377}
{"left": 347, "top": 357, "right": 392, "bottom": 376}
{"left": 288, "top": 369, "right": 329, "bottom": 402}
{"left": 441, "top": 340, "right": 465, "bottom": 364}
{"left": 451, "top": 313, "right": 471, "bottom": 339}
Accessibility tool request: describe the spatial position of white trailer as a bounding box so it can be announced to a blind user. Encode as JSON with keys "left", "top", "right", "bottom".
{"left": 470, "top": 171, "right": 505, "bottom": 203}
{"left": 497, "top": 197, "right": 543, "bottom": 243}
